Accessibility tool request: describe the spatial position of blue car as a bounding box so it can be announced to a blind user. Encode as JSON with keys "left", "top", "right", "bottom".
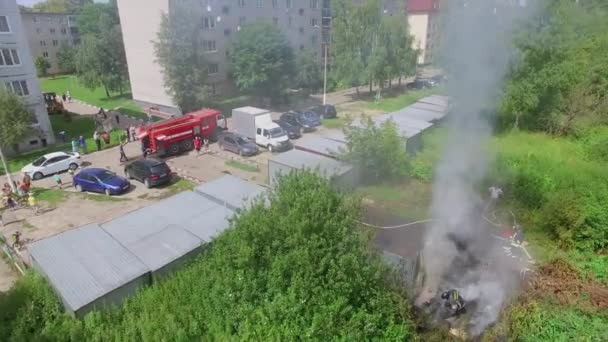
{"left": 73, "top": 168, "right": 131, "bottom": 196}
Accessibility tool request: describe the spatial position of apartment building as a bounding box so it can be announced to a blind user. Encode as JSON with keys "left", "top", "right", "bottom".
{"left": 20, "top": 10, "right": 80, "bottom": 74}
{"left": 0, "top": 0, "right": 54, "bottom": 152}
{"left": 407, "top": 0, "right": 440, "bottom": 64}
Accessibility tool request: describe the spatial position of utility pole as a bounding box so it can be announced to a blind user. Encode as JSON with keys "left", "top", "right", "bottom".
{"left": 323, "top": 43, "right": 328, "bottom": 105}
{"left": 0, "top": 146, "right": 16, "bottom": 193}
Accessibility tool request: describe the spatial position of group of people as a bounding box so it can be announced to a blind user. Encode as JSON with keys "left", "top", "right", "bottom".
{"left": 1, "top": 175, "right": 34, "bottom": 211}
{"left": 123, "top": 125, "right": 138, "bottom": 143}
{"left": 92, "top": 131, "right": 111, "bottom": 152}
{"left": 61, "top": 90, "right": 72, "bottom": 103}
{"left": 193, "top": 135, "right": 209, "bottom": 155}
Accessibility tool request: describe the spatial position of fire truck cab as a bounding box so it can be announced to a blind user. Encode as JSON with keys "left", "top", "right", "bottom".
{"left": 137, "top": 108, "right": 226, "bottom": 156}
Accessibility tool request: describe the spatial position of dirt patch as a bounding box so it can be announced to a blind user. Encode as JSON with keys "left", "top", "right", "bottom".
{"left": 0, "top": 257, "right": 17, "bottom": 292}
{"left": 525, "top": 259, "right": 608, "bottom": 312}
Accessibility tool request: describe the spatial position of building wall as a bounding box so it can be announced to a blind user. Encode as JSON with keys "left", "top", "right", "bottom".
{"left": 0, "top": 0, "right": 55, "bottom": 152}
{"left": 407, "top": 13, "right": 429, "bottom": 64}
{"left": 20, "top": 11, "right": 79, "bottom": 75}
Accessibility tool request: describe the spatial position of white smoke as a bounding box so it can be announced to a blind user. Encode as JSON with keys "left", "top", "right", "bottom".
{"left": 420, "top": 0, "right": 538, "bottom": 336}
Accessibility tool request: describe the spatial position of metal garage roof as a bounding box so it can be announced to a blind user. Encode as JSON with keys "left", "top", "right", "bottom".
{"left": 29, "top": 224, "right": 149, "bottom": 313}
{"left": 194, "top": 175, "right": 267, "bottom": 211}
{"left": 180, "top": 204, "right": 234, "bottom": 241}
{"left": 393, "top": 107, "right": 445, "bottom": 123}
{"left": 410, "top": 101, "right": 446, "bottom": 113}
{"left": 271, "top": 149, "right": 353, "bottom": 178}
{"left": 294, "top": 135, "right": 346, "bottom": 159}
{"left": 418, "top": 95, "right": 449, "bottom": 108}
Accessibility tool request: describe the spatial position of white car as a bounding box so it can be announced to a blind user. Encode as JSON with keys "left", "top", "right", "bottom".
{"left": 21, "top": 151, "right": 82, "bottom": 180}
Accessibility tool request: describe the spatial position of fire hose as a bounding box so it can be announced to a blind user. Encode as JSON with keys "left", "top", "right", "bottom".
{"left": 357, "top": 219, "right": 434, "bottom": 229}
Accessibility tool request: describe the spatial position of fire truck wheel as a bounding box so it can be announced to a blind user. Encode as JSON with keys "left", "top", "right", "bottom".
{"left": 181, "top": 139, "right": 193, "bottom": 151}
{"left": 168, "top": 143, "right": 180, "bottom": 155}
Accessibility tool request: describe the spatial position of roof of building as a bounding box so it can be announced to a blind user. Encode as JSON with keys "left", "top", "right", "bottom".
{"left": 194, "top": 175, "right": 268, "bottom": 211}
{"left": 293, "top": 135, "right": 347, "bottom": 159}
{"left": 270, "top": 149, "right": 353, "bottom": 179}
{"left": 321, "top": 130, "right": 348, "bottom": 143}
{"left": 391, "top": 107, "right": 445, "bottom": 123}
{"left": 232, "top": 106, "right": 268, "bottom": 116}
{"left": 407, "top": 0, "right": 439, "bottom": 13}
{"left": 418, "top": 95, "right": 449, "bottom": 108}
{"left": 28, "top": 224, "right": 149, "bottom": 312}
{"left": 410, "top": 101, "right": 446, "bottom": 113}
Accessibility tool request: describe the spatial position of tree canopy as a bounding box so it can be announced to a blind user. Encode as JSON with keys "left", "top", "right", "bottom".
{"left": 0, "top": 91, "right": 34, "bottom": 148}
{"left": 231, "top": 22, "right": 295, "bottom": 102}
{"left": 34, "top": 56, "right": 51, "bottom": 78}
{"left": 56, "top": 43, "right": 76, "bottom": 73}
{"left": 30, "top": 0, "right": 92, "bottom": 13}
{"left": 153, "top": 0, "right": 209, "bottom": 113}
{"left": 294, "top": 49, "right": 322, "bottom": 92}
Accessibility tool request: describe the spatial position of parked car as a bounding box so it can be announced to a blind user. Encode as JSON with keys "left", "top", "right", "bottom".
{"left": 218, "top": 132, "right": 259, "bottom": 156}
{"left": 21, "top": 151, "right": 81, "bottom": 180}
{"left": 273, "top": 119, "right": 301, "bottom": 140}
{"left": 308, "top": 104, "right": 337, "bottom": 119}
{"left": 279, "top": 111, "right": 321, "bottom": 133}
{"left": 409, "top": 77, "right": 437, "bottom": 89}
{"left": 73, "top": 168, "right": 131, "bottom": 196}
{"left": 124, "top": 158, "right": 172, "bottom": 188}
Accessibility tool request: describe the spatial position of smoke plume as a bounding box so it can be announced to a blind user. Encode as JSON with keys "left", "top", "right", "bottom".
{"left": 420, "top": 0, "right": 538, "bottom": 336}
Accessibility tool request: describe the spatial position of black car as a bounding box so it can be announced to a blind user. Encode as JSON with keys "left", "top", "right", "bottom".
{"left": 273, "top": 120, "right": 301, "bottom": 140}
{"left": 218, "top": 132, "right": 259, "bottom": 156}
{"left": 279, "top": 111, "right": 321, "bottom": 133}
{"left": 409, "top": 77, "right": 437, "bottom": 89}
{"left": 124, "top": 158, "right": 172, "bottom": 188}
{"left": 308, "top": 104, "right": 337, "bottom": 119}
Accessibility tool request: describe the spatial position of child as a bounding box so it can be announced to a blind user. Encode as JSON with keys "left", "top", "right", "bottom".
{"left": 68, "top": 168, "right": 76, "bottom": 187}
{"left": 194, "top": 135, "right": 202, "bottom": 155}
{"left": 53, "top": 174, "right": 63, "bottom": 189}
{"left": 28, "top": 192, "right": 38, "bottom": 214}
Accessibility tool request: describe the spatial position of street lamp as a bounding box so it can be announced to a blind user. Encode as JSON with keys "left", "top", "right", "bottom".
{"left": 313, "top": 24, "right": 329, "bottom": 105}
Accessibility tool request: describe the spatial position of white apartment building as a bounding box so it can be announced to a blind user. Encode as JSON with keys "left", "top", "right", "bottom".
{"left": 0, "top": 0, "right": 54, "bottom": 152}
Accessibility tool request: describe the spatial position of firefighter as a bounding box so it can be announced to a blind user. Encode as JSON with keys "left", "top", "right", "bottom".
{"left": 441, "top": 289, "right": 465, "bottom": 315}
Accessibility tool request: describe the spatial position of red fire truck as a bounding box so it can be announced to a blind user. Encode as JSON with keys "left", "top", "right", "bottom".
{"left": 137, "top": 109, "right": 226, "bottom": 156}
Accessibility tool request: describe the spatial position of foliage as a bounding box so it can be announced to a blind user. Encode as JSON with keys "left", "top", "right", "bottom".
{"left": 342, "top": 117, "right": 409, "bottom": 183}
{"left": 408, "top": 127, "right": 447, "bottom": 182}
{"left": 500, "top": 0, "right": 608, "bottom": 134}
{"left": 366, "top": 87, "right": 444, "bottom": 112}
{"left": 56, "top": 44, "right": 76, "bottom": 73}
{"left": 74, "top": 3, "right": 129, "bottom": 98}
{"left": 0, "top": 172, "right": 416, "bottom": 340}
{"left": 225, "top": 160, "right": 259, "bottom": 173}
{"left": 0, "top": 91, "right": 34, "bottom": 148}
{"left": 294, "top": 49, "right": 322, "bottom": 92}
{"left": 331, "top": 0, "right": 417, "bottom": 94}
{"left": 231, "top": 22, "right": 295, "bottom": 102}
{"left": 34, "top": 56, "right": 51, "bottom": 78}
{"left": 30, "top": 0, "right": 92, "bottom": 13}
{"left": 153, "top": 0, "right": 209, "bottom": 113}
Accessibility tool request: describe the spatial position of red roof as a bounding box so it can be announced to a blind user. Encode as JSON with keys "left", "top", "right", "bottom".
{"left": 407, "top": 0, "right": 438, "bottom": 13}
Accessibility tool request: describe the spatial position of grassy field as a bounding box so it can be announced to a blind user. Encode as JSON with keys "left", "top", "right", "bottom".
{"left": 225, "top": 160, "right": 260, "bottom": 173}
{"left": 357, "top": 179, "right": 432, "bottom": 221}
{"left": 322, "top": 117, "right": 347, "bottom": 129}
{"left": 39, "top": 75, "right": 152, "bottom": 120}
{"left": 366, "top": 87, "right": 444, "bottom": 112}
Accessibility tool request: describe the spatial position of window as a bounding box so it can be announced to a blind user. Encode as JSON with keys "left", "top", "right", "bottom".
{"left": 225, "top": 50, "right": 230, "bottom": 58}
{"left": 311, "top": 18, "right": 318, "bottom": 27}
{"left": 256, "top": 0, "right": 263, "bottom": 8}
{"left": 40, "top": 40, "right": 46, "bottom": 46}
{"left": 52, "top": 40, "right": 58, "bottom": 46}
{"left": 210, "top": 83, "right": 217, "bottom": 96}
{"left": 311, "top": 34, "right": 318, "bottom": 45}
{"left": 299, "top": 8, "right": 305, "bottom": 15}
{"left": 5, "top": 80, "right": 29, "bottom": 96}
{"left": 0, "top": 48, "right": 20, "bottom": 66}
{"left": 50, "top": 28, "right": 56, "bottom": 34}
{"left": 273, "top": 17, "right": 278, "bottom": 25}
{"left": 310, "top": 0, "right": 319, "bottom": 9}
{"left": 288, "top": 16, "right": 292, "bottom": 27}
{"left": 61, "top": 27, "right": 66, "bottom": 34}
{"left": 208, "top": 63, "right": 219, "bottom": 74}
{"left": 33, "top": 16, "right": 38, "bottom": 23}
{"left": 272, "top": 0, "right": 278, "bottom": 8}
{"left": 222, "top": 5, "right": 230, "bottom": 14}
{"left": 202, "top": 17, "right": 215, "bottom": 29}
{"left": 43, "top": 51, "right": 49, "bottom": 58}
{"left": 0, "top": 16, "right": 10, "bottom": 33}
{"left": 238, "top": 0, "right": 246, "bottom": 7}
{"left": 224, "top": 28, "right": 231, "bottom": 36}
{"left": 239, "top": 17, "right": 246, "bottom": 25}
{"left": 299, "top": 27, "right": 304, "bottom": 34}
{"left": 204, "top": 40, "right": 217, "bottom": 52}
{"left": 286, "top": 0, "right": 292, "bottom": 9}
{"left": 36, "top": 28, "right": 41, "bottom": 34}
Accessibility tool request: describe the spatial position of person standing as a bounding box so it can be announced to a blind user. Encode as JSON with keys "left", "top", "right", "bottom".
{"left": 66, "top": 90, "right": 71, "bottom": 103}
{"left": 129, "top": 125, "right": 137, "bottom": 141}
{"left": 125, "top": 127, "right": 131, "bottom": 142}
{"left": 93, "top": 131, "right": 101, "bottom": 151}
{"left": 78, "top": 135, "right": 87, "bottom": 154}
{"left": 194, "top": 135, "right": 202, "bottom": 155}
{"left": 68, "top": 168, "right": 76, "bottom": 187}
{"left": 71, "top": 137, "right": 79, "bottom": 153}
{"left": 102, "top": 131, "right": 110, "bottom": 145}
{"left": 62, "top": 93, "right": 66, "bottom": 102}
{"left": 203, "top": 137, "right": 209, "bottom": 152}
{"left": 119, "top": 142, "right": 128, "bottom": 162}
{"left": 53, "top": 174, "right": 63, "bottom": 189}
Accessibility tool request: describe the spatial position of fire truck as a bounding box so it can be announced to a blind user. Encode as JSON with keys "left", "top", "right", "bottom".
{"left": 137, "top": 109, "right": 226, "bottom": 156}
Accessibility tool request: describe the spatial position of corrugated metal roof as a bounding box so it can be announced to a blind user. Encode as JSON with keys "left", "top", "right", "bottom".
{"left": 270, "top": 149, "right": 352, "bottom": 178}
{"left": 29, "top": 224, "right": 149, "bottom": 312}
{"left": 410, "top": 101, "right": 446, "bottom": 113}
{"left": 194, "top": 175, "right": 267, "bottom": 210}
{"left": 127, "top": 225, "right": 201, "bottom": 271}
{"left": 294, "top": 135, "right": 346, "bottom": 158}
{"left": 180, "top": 204, "right": 234, "bottom": 241}
{"left": 418, "top": 95, "right": 448, "bottom": 107}
{"left": 233, "top": 106, "right": 268, "bottom": 116}
{"left": 393, "top": 107, "right": 445, "bottom": 123}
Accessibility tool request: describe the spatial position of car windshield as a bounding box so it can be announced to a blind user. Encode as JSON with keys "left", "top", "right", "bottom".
{"left": 235, "top": 137, "right": 248, "bottom": 145}
{"left": 97, "top": 171, "right": 116, "bottom": 182}
{"left": 32, "top": 156, "right": 47, "bottom": 166}
{"left": 150, "top": 164, "right": 169, "bottom": 173}
{"left": 303, "top": 112, "right": 316, "bottom": 119}
{"left": 269, "top": 127, "right": 285, "bottom": 138}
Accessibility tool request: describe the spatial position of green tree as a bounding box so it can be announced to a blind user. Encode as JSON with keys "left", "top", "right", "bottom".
{"left": 56, "top": 43, "right": 75, "bottom": 73}
{"left": 74, "top": 3, "right": 129, "bottom": 97}
{"left": 153, "top": 0, "right": 208, "bottom": 112}
{"left": 0, "top": 91, "right": 36, "bottom": 191}
{"left": 34, "top": 56, "right": 51, "bottom": 78}
{"left": 342, "top": 117, "right": 409, "bottom": 183}
{"left": 231, "top": 22, "right": 295, "bottom": 102}
{"left": 31, "top": 0, "right": 92, "bottom": 13}
{"left": 294, "top": 49, "right": 321, "bottom": 92}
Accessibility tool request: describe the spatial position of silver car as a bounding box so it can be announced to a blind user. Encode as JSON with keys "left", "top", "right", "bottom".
{"left": 218, "top": 132, "right": 259, "bottom": 156}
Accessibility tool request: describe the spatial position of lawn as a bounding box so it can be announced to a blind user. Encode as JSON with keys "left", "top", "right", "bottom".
{"left": 40, "top": 75, "right": 155, "bottom": 121}
{"left": 225, "top": 160, "right": 260, "bottom": 173}
{"left": 366, "top": 87, "right": 445, "bottom": 112}
{"left": 357, "top": 178, "right": 433, "bottom": 221}
{"left": 322, "top": 117, "right": 347, "bottom": 129}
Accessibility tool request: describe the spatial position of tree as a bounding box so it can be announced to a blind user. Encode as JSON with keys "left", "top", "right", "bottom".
{"left": 0, "top": 91, "right": 35, "bottom": 191}
{"left": 31, "top": 0, "right": 92, "bottom": 13}
{"left": 231, "top": 22, "right": 295, "bottom": 102}
{"left": 56, "top": 43, "right": 75, "bottom": 73}
{"left": 294, "top": 50, "right": 322, "bottom": 92}
{"left": 34, "top": 56, "right": 51, "bottom": 78}
{"left": 74, "top": 3, "right": 129, "bottom": 97}
{"left": 342, "top": 117, "right": 409, "bottom": 183}
{"left": 153, "top": 0, "right": 208, "bottom": 112}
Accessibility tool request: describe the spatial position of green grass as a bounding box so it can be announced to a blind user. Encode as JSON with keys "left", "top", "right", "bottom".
{"left": 322, "top": 117, "right": 347, "bottom": 129}
{"left": 32, "top": 187, "right": 69, "bottom": 206}
{"left": 366, "top": 87, "right": 444, "bottom": 112}
{"left": 357, "top": 179, "right": 432, "bottom": 220}
{"left": 225, "top": 160, "right": 260, "bottom": 173}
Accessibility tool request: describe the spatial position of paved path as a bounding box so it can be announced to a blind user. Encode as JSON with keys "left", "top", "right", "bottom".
{"left": 0, "top": 257, "right": 17, "bottom": 292}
